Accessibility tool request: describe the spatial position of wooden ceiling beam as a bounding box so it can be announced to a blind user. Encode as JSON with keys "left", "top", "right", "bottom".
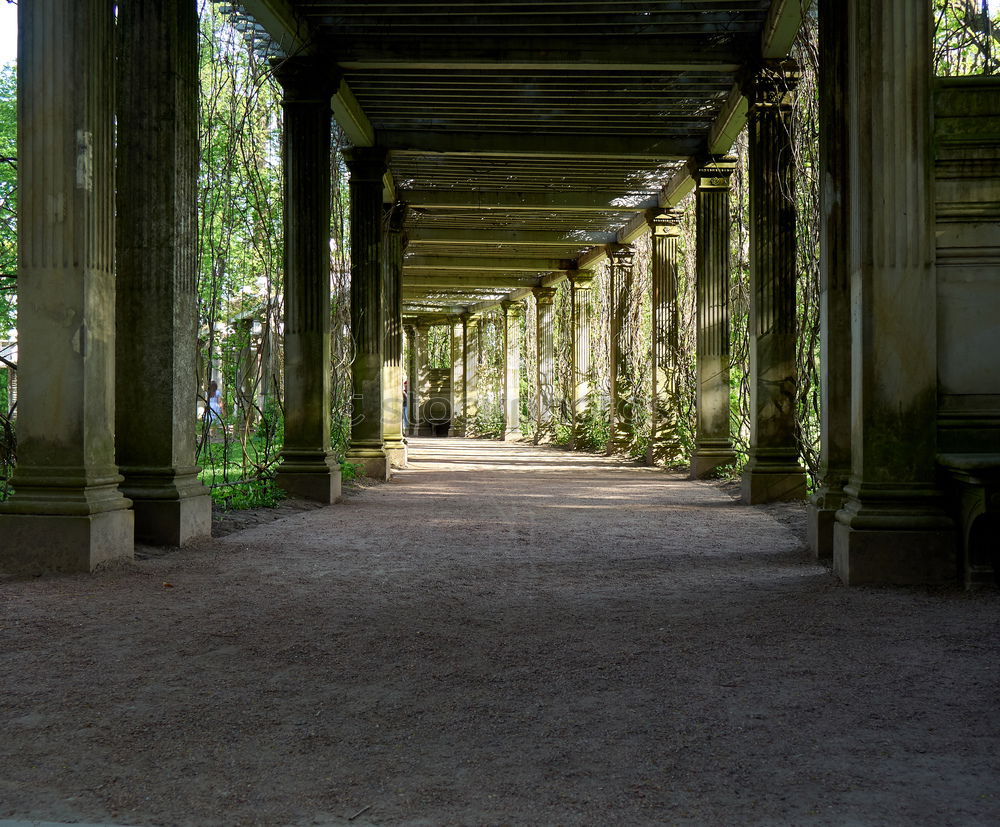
{"left": 407, "top": 228, "right": 616, "bottom": 246}
{"left": 400, "top": 188, "right": 657, "bottom": 211}
{"left": 405, "top": 254, "right": 574, "bottom": 272}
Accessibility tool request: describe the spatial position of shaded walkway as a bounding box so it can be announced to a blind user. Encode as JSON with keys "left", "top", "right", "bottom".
{"left": 1, "top": 439, "right": 998, "bottom": 826}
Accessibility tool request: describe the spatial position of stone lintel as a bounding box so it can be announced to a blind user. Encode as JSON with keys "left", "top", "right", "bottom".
{"left": 0, "top": 510, "right": 134, "bottom": 576}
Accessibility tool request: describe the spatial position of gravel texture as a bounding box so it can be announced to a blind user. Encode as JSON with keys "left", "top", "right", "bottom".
{"left": 1, "top": 437, "right": 998, "bottom": 826}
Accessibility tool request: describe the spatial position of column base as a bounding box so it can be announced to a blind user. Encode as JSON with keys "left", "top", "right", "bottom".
{"left": 690, "top": 447, "right": 736, "bottom": 479}
{"left": 120, "top": 468, "right": 213, "bottom": 546}
{"left": 384, "top": 439, "right": 408, "bottom": 469}
{"left": 0, "top": 509, "right": 134, "bottom": 576}
{"left": 807, "top": 485, "right": 849, "bottom": 561}
{"left": 832, "top": 523, "right": 958, "bottom": 586}
{"left": 345, "top": 449, "right": 391, "bottom": 481}
{"left": 504, "top": 428, "right": 522, "bottom": 443}
{"left": 276, "top": 450, "right": 341, "bottom": 503}
{"left": 741, "top": 463, "right": 807, "bottom": 504}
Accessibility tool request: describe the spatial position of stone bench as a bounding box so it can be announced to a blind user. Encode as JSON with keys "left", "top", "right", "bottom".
{"left": 938, "top": 453, "right": 1000, "bottom": 588}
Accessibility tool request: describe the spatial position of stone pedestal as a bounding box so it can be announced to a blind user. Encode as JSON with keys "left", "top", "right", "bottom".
{"left": 502, "top": 300, "right": 524, "bottom": 441}
{"left": 116, "top": 0, "right": 211, "bottom": 544}
{"left": 608, "top": 246, "right": 635, "bottom": 456}
{"left": 648, "top": 210, "right": 685, "bottom": 466}
{"left": 534, "top": 286, "right": 557, "bottom": 444}
{"left": 808, "top": 0, "right": 853, "bottom": 559}
{"left": 449, "top": 318, "right": 466, "bottom": 436}
{"left": 569, "top": 271, "right": 595, "bottom": 447}
{"left": 690, "top": 157, "right": 738, "bottom": 479}
{"left": 832, "top": 0, "right": 956, "bottom": 585}
{"left": 382, "top": 203, "right": 407, "bottom": 468}
{"left": 345, "top": 147, "right": 390, "bottom": 481}
{"left": 741, "top": 63, "right": 808, "bottom": 504}
{"left": 273, "top": 58, "right": 342, "bottom": 501}
{"left": 464, "top": 314, "right": 480, "bottom": 435}
{"left": 0, "top": 0, "right": 134, "bottom": 574}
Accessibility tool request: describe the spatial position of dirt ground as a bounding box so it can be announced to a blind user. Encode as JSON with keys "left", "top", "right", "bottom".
{"left": 1, "top": 438, "right": 998, "bottom": 826}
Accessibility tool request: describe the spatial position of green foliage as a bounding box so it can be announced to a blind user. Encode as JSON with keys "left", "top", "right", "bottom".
{"left": 339, "top": 459, "right": 362, "bottom": 482}
{"left": 934, "top": 0, "right": 1000, "bottom": 75}
{"left": 211, "top": 477, "right": 286, "bottom": 510}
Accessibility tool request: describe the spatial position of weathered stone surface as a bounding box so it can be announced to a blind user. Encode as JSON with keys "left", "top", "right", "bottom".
{"left": 449, "top": 319, "right": 465, "bottom": 437}
{"left": 502, "top": 300, "right": 524, "bottom": 441}
{"left": 569, "top": 271, "right": 595, "bottom": 448}
{"left": 608, "top": 246, "right": 635, "bottom": 456}
{"left": 382, "top": 203, "right": 407, "bottom": 467}
{"left": 534, "top": 286, "right": 557, "bottom": 444}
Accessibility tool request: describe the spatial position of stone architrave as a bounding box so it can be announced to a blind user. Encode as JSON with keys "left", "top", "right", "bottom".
{"left": 0, "top": 0, "right": 134, "bottom": 574}
{"left": 690, "top": 156, "right": 738, "bottom": 479}
{"left": 569, "top": 270, "right": 595, "bottom": 447}
{"left": 382, "top": 203, "right": 407, "bottom": 468}
{"left": 403, "top": 323, "right": 418, "bottom": 436}
{"left": 344, "top": 147, "right": 390, "bottom": 480}
{"left": 115, "top": 0, "right": 212, "bottom": 546}
{"left": 833, "top": 0, "right": 956, "bottom": 585}
{"left": 741, "top": 62, "right": 808, "bottom": 504}
{"left": 502, "top": 300, "right": 524, "bottom": 441}
{"left": 450, "top": 318, "right": 466, "bottom": 436}
{"left": 272, "top": 58, "right": 342, "bottom": 502}
{"left": 608, "top": 245, "right": 635, "bottom": 456}
{"left": 463, "top": 314, "right": 480, "bottom": 435}
{"left": 647, "top": 209, "right": 685, "bottom": 466}
{"left": 808, "top": 0, "right": 853, "bottom": 560}
{"left": 534, "top": 286, "right": 558, "bottom": 444}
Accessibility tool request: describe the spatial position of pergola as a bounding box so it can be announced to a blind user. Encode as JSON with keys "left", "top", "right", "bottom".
{"left": 2, "top": 0, "right": 998, "bottom": 591}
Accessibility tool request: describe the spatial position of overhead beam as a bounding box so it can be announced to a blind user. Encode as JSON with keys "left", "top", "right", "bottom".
{"left": 466, "top": 287, "right": 534, "bottom": 316}
{"left": 405, "top": 255, "right": 574, "bottom": 272}
{"left": 332, "top": 37, "right": 749, "bottom": 72}
{"left": 762, "top": 0, "right": 808, "bottom": 59}
{"left": 403, "top": 275, "right": 540, "bottom": 289}
{"left": 239, "top": 0, "right": 311, "bottom": 55}
{"left": 407, "top": 228, "right": 617, "bottom": 247}
{"left": 380, "top": 131, "right": 703, "bottom": 161}
{"left": 400, "top": 188, "right": 657, "bottom": 212}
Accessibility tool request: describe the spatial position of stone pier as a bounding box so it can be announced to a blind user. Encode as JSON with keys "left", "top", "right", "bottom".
{"left": 344, "top": 147, "right": 390, "bottom": 480}
{"left": 0, "top": 0, "right": 134, "bottom": 573}
{"left": 273, "top": 58, "right": 341, "bottom": 502}
{"left": 382, "top": 203, "right": 407, "bottom": 468}
{"left": 690, "top": 157, "right": 738, "bottom": 479}
{"left": 449, "top": 317, "right": 466, "bottom": 436}
{"left": 502, "top": 300, "right": 523, "bottom": 441}
{"left": 464, "top": 313, "right": 480, "bottom": 435}
{"left": 404, "top": 323, "right": 418, "bottom": 437}
{"left": 414, "top": 323, "right": 434, "bottom": 437}
{"left": 608, "top": 246, "right": 635, "bottom": 456}
{"left": 832, "top": 0, "right": 955, "bottom": 584}
{"left": 115, "top": 0, "right": 212, "bottom": 545}
{"left": 569, "top": 271, "right": 595, "bottom": 448}
{"left": 534, "top": 286, "right": 557, "bottom": 444}
{"left": 648, "top": 210, "right": 684, "bottom": 466}
{"left": 740, "top": 62, "right": 808, "bottom": 504}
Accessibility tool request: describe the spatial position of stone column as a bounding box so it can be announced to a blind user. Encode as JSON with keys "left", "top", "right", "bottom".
{"left": 272, "top": 58, "right": 341, "bottom": 502}
{"left": 608, "top": 245, "right": 635, "bottom": 455}
{"left": 690, "top": 156, "right": 738, "bottom": 479}
{"left": 533, "top": 286, "right": 558, "bottom": 444}
{"left": 833, "top": 0, "right": 955, "bottom": 585}
{"left": 382, "top": 203, "right": 407, "bottom": 468}
{"left": 115, "top": 0, "right": 211, "bottom": 546}
{"left": 415, "top": 323, "right": 433, "bottom": 437}
{"left": 0, "top": 0, "right": 134, "bottom": 574}
{"left": 741, "top": 62, "right": 808, "bottom": 504}
{"left": 449, "top": 317, "right": 466, "bottom": 436}
{"left": 647, "top": 209, "right": 684, "bottom": 466}
{"left": 464, "top": 313, "right": 480, "bottom": 436}
{"left": 404, "top": 323, "right": 418, "bottom": 437}
{"left": 344, "top": 147, "right": 390, "bottom": 480}
{"left": 808, "top": 0, "right": 853, "bottom": 560}
{"left": 502, "top": 300, "right": 524, "bottom": 441}
{"left": 569, "top": 270, "right": 595, "bottom": 447}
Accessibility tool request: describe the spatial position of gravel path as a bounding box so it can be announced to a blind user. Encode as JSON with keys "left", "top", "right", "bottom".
{"left": 1, "top": 438, "right": 998, "bottom": 826}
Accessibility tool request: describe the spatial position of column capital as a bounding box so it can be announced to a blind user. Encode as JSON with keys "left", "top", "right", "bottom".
{"left": 743, "top": 59, "right": 800, "bottom": 112}
{"left": 271, "top": 56, "right": 341, "bottom": 103}
{"left": 691, "top": 155, "right": 737, "bottom": 188}
{"left": 461, "top": 311, "right": 481, "bottom": 325}
{"left": 568, "top": 269, "right": 596, "bottom": 289}
{"left": 384, "top": 201, "right": 408, "bottom": 235}
{"left": 501, "top": 299, "right": 525, "bottom": 317}
{"left": 608, "top": 244, "right": 635, "bottom": 268}
{"left": 646, "top": 208, "right": 683, "bottom": 237}
{"left": 343, "top": 146, "right": 389, "bottom": 181}
{"left": 533, "top": 286, "right": 558, "bottom": 305}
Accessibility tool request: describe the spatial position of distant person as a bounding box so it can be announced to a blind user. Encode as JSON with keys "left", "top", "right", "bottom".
{"left": 402, "top": 379, "right": 409, "bottom": 427}
{"left": 207, "top": 380, "right": 224, "bottom": 424}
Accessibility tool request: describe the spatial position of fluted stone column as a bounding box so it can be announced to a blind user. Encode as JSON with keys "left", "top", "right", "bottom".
{"left": 534, "top": 286, "right": 558, "bottom": 444}
{"left": 648, "top": 210, "right": 685, "bottom": 466}
{"left": 415, "top": 323, "right": 433, "bottom": 437}
{"left": 502, "top": 300, "right": 524, "bottom": 441}
{"left": 115, "top": 0, "right": 211, "bottom": 546}
{"left": 344, "top": 147, "right": 390, "bottom": 480}
{"left": 0, "top": 0, "right": 134, "bottom": 573}
{"left": 464, "top": 313, "right": 480, "bottom": 435}
{"left": 404, "top": 323, "right": 418, "bottom": 436}
{"left": 449, "top": 317, "right": 466, "bottom": 436}
{"left": 741, "top": 62, "right": 808, "bottom": 504}
{"left": 608, "top": 246, "right": 635, "bottom": 456}
{"left": 833, "top": 0, "right": 955, "bottom": 585}
{"left": 382, "top": 203, "right": 407, "bottom": 468}
{"left": 808, "top": 0, "right": 853, "bottom": 560}
{"left": 273, "top": 58, "right": 341, "bottom": 502}
{"left": 569, "top": 270, "right": 595, "bottom": 447}
{"left": 690, "top": 157, "right": 738, "bottom": 479}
